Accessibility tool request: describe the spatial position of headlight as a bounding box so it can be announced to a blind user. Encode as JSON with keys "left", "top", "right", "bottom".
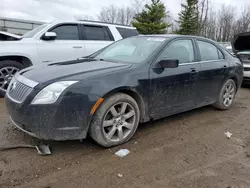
{"left": 31, "top": 81, "right": 78, "bottom": 104}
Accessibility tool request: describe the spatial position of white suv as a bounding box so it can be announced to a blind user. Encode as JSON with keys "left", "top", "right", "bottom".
{"left": 0, "top": 20, "right": 138, "bottom": 94}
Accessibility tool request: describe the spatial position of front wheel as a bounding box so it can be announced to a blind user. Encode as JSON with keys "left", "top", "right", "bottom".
{"left": 89, "top": 93, "right": 140, "bottom": 147}
{"left": 214, "top": 79, "right": 237, "bottom": 110}
{"left": 0, "top": 60, "right": 24, "bottom": 96}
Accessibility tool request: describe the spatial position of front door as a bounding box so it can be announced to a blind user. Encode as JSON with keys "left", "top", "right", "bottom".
{"left": 37, "top": 24, "right": 82, "bottom": 63}
{"left": 149, "top": 39, "right": 200, "bottom": 119}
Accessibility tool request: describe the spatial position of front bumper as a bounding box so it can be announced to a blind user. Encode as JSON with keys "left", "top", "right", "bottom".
{"left": 5, "top": 93, "right": 99, "bottom": 140}
{"left": 243, "top": 76, "right": 250, "bottom": 84}
{"left": 243, "top": 65, "right": 250, "bottom": 84}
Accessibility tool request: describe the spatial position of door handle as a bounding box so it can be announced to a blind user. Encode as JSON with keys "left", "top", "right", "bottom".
{"left": 190, "top": 67, "right": 196, "bottom": 73}
{"left": 73, "top": 46, "right": 83, "bottom": 49}
{"left": 223, "top": 65, "right": 227, "bottom": 68}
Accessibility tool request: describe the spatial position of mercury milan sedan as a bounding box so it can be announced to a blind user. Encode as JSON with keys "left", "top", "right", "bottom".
{"left": 5, "top": 35, "right": 243, "bottom": 147}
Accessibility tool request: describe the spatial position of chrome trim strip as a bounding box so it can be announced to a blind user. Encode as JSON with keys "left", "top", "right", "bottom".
{"left": 15, "top": 73, "right": 39, "bottom": 88}
{"left": 179, "top": 62, "right": 199, "bottom": 66}
{"left": 179, "top": 59, "right": 226, "bottom": 66}
{"left": 57, "top": 127, "right": 81, "bottom": 130}
{"left": 200, "top": 59, "right": 226, "bottom": 63}
{"left": 9, "top": 116, "right": 38, "bottom": 138}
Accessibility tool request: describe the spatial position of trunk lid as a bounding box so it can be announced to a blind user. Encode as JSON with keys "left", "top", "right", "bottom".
{"left": 232, "top": 32, "right": 250, "bottom": 63}
{"left": 232, "top": 32, "right": 250, "bottom": 53}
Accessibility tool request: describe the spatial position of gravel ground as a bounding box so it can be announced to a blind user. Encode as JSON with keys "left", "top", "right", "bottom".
{"left": 1, "top": 88, "right": 250, "bottom": 188}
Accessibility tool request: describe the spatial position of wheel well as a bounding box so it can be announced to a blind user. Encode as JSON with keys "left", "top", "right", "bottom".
{"left": 229, "top": 77, "right": 238, "bottom": 90}
{"left": 104, "top": 89, "right": 147, "bottom": 122}
{"left": 0, "top": 56, "right": 32, "bottom": 68}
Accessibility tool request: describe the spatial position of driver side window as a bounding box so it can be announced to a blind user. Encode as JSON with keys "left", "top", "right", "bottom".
{"left": 50, "top": 24, "right": 79, "bottom": 40}
{"left": 159, "top": 39, "right": 195, "bottom": 64}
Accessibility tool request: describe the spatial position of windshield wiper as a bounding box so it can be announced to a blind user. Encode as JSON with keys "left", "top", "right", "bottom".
{"left": 49, "top": 58, "right": 98, "bottom": 66}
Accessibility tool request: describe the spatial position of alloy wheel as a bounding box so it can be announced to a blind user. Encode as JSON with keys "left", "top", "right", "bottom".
{"left": 0, "top": 67, "right": 19, "bottom": 91}
{"left": 102, "top": 102, "right": 136, "bottom": 142}
{"left": 223, "top": 82, "right": 235, "bottom": 107}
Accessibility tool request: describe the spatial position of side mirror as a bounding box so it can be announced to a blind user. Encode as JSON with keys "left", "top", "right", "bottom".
{"left": 158, "top": 59, "right": 179, "bottom": 68}
{"left": 42, "top": 32, "right": 57, "bottom": 40}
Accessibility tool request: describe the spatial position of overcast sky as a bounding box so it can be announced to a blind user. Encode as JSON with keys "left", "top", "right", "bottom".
{"left": 1, "top": 0, "right": 249, "bottom": 22}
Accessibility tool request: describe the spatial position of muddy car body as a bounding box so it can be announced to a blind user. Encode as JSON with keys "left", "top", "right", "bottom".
{"left": 5, "top": 35, "right": 243, "bottom": 147}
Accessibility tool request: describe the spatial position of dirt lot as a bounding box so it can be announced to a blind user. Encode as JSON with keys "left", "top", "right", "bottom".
{"left": 1, "top": 88, "right": 250, "bottom": 188}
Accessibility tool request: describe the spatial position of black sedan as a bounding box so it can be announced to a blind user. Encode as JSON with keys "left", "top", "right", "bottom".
{"left": 5, "top": 35, "right": 243, "bottom": 147}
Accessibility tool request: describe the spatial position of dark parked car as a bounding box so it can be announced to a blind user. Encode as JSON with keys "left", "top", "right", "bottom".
{"left": 5, "top": 35, "right": 243, "bottom": 147}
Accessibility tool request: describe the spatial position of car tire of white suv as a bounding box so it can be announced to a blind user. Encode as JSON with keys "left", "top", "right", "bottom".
{"left": 0, "top": 60, "right": 24, "bottom": 96}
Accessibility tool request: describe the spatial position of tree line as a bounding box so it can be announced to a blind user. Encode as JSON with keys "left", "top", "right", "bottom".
{"left": 77, "top": 0, "right": 250, "bottom": 42}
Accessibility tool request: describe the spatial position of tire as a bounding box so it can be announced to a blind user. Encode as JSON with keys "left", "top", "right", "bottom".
{"left": 0, "top": 60, "right": 24, "bottom": 96}
{"left": 213, "top": 79, "right": 237, "bottom": 110}
{"left": 89, "top": 93, "right": 140, "bottom": 147}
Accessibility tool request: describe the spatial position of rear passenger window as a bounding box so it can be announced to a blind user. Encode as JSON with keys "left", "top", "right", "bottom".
{"left": 197, "top": 40, "right": 222, "bottom": 61}
{"left": 84, "top": 25, "right": 112, "bottom": 41}
{"left": 116, "top": 27, "right": 138, "bottom": 38}
{"left": 51, "top": 25, "right": 79, "bottom": 40}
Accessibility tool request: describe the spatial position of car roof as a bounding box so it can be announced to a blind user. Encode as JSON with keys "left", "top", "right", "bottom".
{"left": 49, "top": 20, "right": 137, "bottom": 29}
{"left": 138, "top": 34, "right": 218, "bottom": 43}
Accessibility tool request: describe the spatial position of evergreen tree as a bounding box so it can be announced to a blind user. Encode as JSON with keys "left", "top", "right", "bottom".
{"left": 132, "top": 0, "right": 170, "bottom": 34}
{"left": 177, "top": 0, "right": 199, "bottom": 35}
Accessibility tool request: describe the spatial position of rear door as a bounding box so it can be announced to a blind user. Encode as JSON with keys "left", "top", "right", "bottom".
{"left": 37, "top": 24, "right": 82, "bottom": 63}
{"left": 195, "top": 39, "right": 229, "bottom": 105}
{"left": 80, "top": 24, "right": 114, "bottom": 56}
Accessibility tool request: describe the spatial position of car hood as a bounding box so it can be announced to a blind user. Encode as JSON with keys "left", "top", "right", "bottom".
{"left": 0, "top": 38, "right": 34, "bottom": 43}
{"left": 19, "top": 59, "right": 132, "bottom": 83}
{"left": 232, "top": 32, "right": 250, "bottom": 53}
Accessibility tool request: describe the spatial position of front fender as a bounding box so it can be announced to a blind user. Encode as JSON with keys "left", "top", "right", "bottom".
{"left": 0, "top": 41, "right": 37, "bottom": 63}
{"left": 66, "top": 64, "right": 150, "bottom": 123}
{"left": 70, "top": 80, "right": 150, "bottom": 122}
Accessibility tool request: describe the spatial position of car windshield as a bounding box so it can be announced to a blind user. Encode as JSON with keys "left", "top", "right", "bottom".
{"left": 93, "top": 37, "right": 167, "bottom": 63}
{"left": 22, "top": 24, "right": 49, "bottom": 38}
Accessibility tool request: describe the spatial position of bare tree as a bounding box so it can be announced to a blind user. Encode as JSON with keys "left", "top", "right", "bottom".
{"left": 195, "top": 1, "right": 250, "bottom": 41}
{"left": 200, "top": 9, "right": 217, "bottom": 40}
{"left": 199, "top": 4, "right": 237, "bottom": 41}
{"left": 98, "top": 5, "right": 119, "bottom": 23}
{"left": 97, "top": 4, "right": 136, "bottom": 25}
{"left": 117, "top": 6, "right": 134, "bottom": 25}
{"left": 216, "top": 4, "right": 236, "bottom": 42}
{"left": 74, "top": 15, "right": 95, "bottom": 21}
{"left": 232, "top": 5, "right": 250, "bottom": 35}
{"left": 197, "top": 0, "right": 209, "bottom": 35}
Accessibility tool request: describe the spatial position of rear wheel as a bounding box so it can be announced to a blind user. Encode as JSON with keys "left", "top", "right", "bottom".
{"left": 214, "top": 79, "right": 237, "bottom": 110}
{"left": 89, "top": 93, "right": 140, "bottom": 147}
{"left": 0, "top": 60, "right": 24, "bottom": 96}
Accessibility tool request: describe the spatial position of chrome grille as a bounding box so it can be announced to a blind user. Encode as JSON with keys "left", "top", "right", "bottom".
{"left": 7, "top": 78, "right": 33, "bottom": 103}
{"left": 244, "top": 67, "right": 250, "bottom": 71}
